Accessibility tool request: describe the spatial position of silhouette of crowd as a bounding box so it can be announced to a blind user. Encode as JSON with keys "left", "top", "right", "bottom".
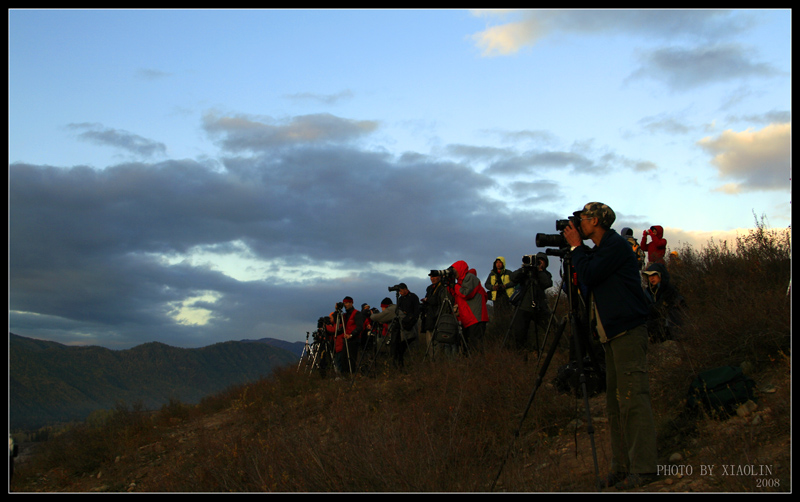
{"left": 299, "top": 210, "right": 684, "bottom": 381}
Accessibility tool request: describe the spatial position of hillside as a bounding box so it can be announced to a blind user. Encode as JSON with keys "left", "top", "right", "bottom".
{"left": 8, "top": 223, "right": 792, "bottom": 492}
{"left": 9, "top": 334, "right": 299, "bottom": 430}
{"left": 9, "top": 342, "right": 791, "bottom": 493}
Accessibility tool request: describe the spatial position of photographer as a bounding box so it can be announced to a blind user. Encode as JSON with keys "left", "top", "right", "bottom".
{"left": 326, "top": 296, "right": 360, "bottom": 376}
{"left": 370, "top": 297, "right": 397, "bottom": 343}
{"left": 424, "top": 269, "right": 461, "bottom": 359}
{"left": 508, "top": 252, "right": 553, "bottom": 356}
{"left": 357, "top": 303, "right": 374, "bottom": 351}
{"left": 449, "top": 261, "right": 489, "bottom": 353}
{"left": 395, "top": 283, "right": 420, "bottom": 368}
{"left": 563, "top": 202, "right": 657, "bottom": 490}
{"left": 641, "top": 225, "right": 667, "bottom": 265}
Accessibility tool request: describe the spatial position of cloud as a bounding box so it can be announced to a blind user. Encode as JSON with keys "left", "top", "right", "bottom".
{"left": 8, "top": 126, "right": 558, "bottom": 349}
{"left": 67, "top": 123, "right": 167, "bottom": 158}
{"left": 697, "top": 123, "right": 791, "bottom": 192}
{"left": 470, "top": 9, "right": 749, "bottom": 57}
{"left": 283, "top": 90, "right": 354, "bottom": 105}
{"left": 202, "top": 111, "right": 379, "bottom": 152}
{"left": 627, "top": 44, "right": 781, "bottom": 91}
{"left": 470, "top": 10, "right": 778, "bottom": 93}
{"left": 136, "top": 68, "right": 172, "bottom": 80}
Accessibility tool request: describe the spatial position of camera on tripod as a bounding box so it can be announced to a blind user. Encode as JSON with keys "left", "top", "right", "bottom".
{"left": 335, "top": 301, "right": 345, "bottom": 311}
{"left": 429, "top": 266, "right": 455, "bottom": 279}
{"left": 388, "top": 284, "right": 402, "bottom": 292}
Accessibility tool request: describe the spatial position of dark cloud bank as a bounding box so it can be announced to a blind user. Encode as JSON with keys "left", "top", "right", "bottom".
{"left": 11, "top": 113, "right": 576, "bottom": 349}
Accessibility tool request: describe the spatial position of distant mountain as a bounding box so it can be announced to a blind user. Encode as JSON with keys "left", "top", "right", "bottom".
{"left": 9, "top": 333, "right": 299, "bottom": 430}
{"left": 240, "top": 337, "right": 307, "bottom": 357}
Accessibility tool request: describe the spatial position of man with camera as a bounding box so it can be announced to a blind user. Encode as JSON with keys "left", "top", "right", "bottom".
{"left": 390, "top": 283, "right": 420, "bottom": 369}
{"left": 508, "top": 252, "right": 553, "bottom": 357}
{"left": 563, "top": 202, "right": 657, "bottom": 490}
{"left": 326, "top": 296, "right": 360, "bottom": 376}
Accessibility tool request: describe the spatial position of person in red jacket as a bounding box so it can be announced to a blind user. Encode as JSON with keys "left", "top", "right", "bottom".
{"left": 326, "top": 296, "right": 360, "bottom": 375}
{"left": 641, "top": 225, "right": 667, "bottom": 265}
{"left": 448, "top": 261, "right": 489, "bottom": 354}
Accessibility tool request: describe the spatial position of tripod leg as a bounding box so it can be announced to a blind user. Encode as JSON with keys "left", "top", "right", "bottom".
{"left": 500, "top": 302, "right": 522, "bottom": 349}
{"left": 568, "top": 311, "right": 602, "bottom": 491}
{"left": 491, "top": 316, "right": 567, "bottom": 491}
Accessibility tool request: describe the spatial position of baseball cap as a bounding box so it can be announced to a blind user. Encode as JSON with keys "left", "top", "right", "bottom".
{"left": 579, "top": 202, "right": 616, "bottom": 229}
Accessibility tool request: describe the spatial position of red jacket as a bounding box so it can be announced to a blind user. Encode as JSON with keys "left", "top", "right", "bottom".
{"left": 642, "top": 225, "right": 667, "bottom": 264}
{"left": 326, "top": 307, "right": 358, "bottom": 353}
{"left": 448, "top": 261, "right": 489, "bottom": 328}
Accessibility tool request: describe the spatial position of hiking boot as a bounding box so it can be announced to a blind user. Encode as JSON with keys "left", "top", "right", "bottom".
{"left": 615, "top": 472, "right": 657, "bottom": 490}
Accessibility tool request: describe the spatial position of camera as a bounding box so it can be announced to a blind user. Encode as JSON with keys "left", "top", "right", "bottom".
{"left": 521, "top": 254, "right": 539, "bottom": 267}
{"left": 429, "top": 266, "right": 455, "bottom": 280}
{"left": 535, "top": 232, "right": 567, "bottom": 249}
{"left": 536, "top": 214, "right": 581, "bottom": 249}
{"left": 335, "top": 301, "right": 345, "bottom": 311}
{"left": 388, "top": 284, "right": 402, "bottom": 292}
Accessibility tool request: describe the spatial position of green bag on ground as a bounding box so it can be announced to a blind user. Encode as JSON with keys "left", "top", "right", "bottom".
{"left": 686, "top": 365, "right": 756, "bottom": 417}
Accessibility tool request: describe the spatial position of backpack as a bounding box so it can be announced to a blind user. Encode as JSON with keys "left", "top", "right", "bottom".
{"left": 433, "top": 312, "right": 460, "bottom": 344}
{"left": 686, "top": 365, "right": 757, "bottom": 417}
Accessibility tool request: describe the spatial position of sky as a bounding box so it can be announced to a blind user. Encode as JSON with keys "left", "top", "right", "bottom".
{"left": 9, "top": 9, "right": 792, "bottom": 350}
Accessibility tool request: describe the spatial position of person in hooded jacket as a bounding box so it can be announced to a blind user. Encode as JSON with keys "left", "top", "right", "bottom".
{"left": 641, "top": 225, "right": 667, "bottom": 265}
{"left": 449, "top": 261, "right": 489, "bottom": 354}
{"left": 485, "top": 257, "right": 515, "bottom": 335}
{"left": 485, "top": 257, "right": 515, "bottom": 301}
{"left": 508, "top": 252, "right": 553, "bottom": 355}
{"left": 620, "top": 227, "right": 646, "bottom": 272}
{"left": 642, "top": 263, "right": 687, "bottom": 342}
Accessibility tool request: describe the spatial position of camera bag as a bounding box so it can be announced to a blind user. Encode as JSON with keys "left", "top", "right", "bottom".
{"left": 686, "top": 365, "right": 757, "bottom": 417}
{"left": 434, "top": 312, "right": 460, "bottom": 344}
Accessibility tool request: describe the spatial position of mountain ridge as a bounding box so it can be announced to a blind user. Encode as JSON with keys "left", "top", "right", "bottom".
{"left": 9, "top": 333, "right": 300, "bottom": 430}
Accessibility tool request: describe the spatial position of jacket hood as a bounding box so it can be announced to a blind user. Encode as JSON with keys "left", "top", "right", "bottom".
{"left": 535, "top": 252, "right": 549, "bottom": 268}
{"left": 451, "top": 260, "right": 469, "bottom": 281}
{"left": 621, "top": 227, "right": 633, "bottom": 237}
{"left": 650, "top": 225, "right": 664, "bottom": 239}
{"left": 494, "top": 257, "right": 507, "bottom": 270}
{"left": 644, "top": 262, "right": 671, "bottom": 287}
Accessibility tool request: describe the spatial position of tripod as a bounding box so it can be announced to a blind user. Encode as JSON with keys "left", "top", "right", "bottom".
{"left": 297, "top": 332, "right": 313, "bottom": 373}
{"left": 332, "top": 308, "right": 354, "bottom": 376}
{"left": 500, "top": 268, "right": 555, "bottom": 354}
{"left": 307, "top": 327, "right": 334, "bottom": 377}
{"left": 491, "top": 249, "right": 602, "bottom": 492}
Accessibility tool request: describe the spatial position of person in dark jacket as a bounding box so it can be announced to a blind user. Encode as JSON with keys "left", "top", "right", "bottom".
{"left": 421, "top": 272, "right": 459, "bottom": 359}
{"left": 394, "top": 283, "right": 420, "bottom": 368}
{"left": 620, "top": 227, "right": 646, "bottom": 272}
{"left": 508, "top": 253, "right": 553, "bottom": 355}
{"left": 564, "top": 202, "right": 657, "bottom": 490}
{"left": 642, "top": 262, "right": 687, "bottom": 342}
